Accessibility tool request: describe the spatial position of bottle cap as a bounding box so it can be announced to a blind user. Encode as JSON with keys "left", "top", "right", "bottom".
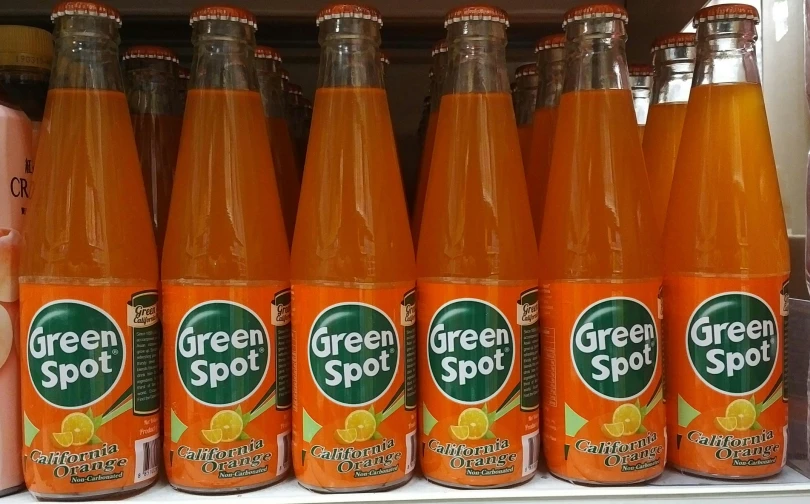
{"left": 51, "top": 1, "right": 121, "bottom": 26}
{"left": 650, "top": 32, "right": 696, "bottom": 52}
{"left": 562, "top": 4, "right": 628, "bottom": 28}
{"left": 122, "top": 45, "right": 179, "bottom": 65}
{"left": 694, "top": 4, "right": 760, "bottom": 27}
{"left": 444, "top": 5, "right": 510, "bottom": 28}
{"left": 628, "top": 64, "right": 653, "bottom": 76}
{"left": 280, "top": 68, "right": 290, "bottom": 81}
{"left": 432, "top": 40, "right": 448, "bottom": 56}
{"left": 179, "top": 67, "right": 190, "bottom": 80}
{"left": 255, "top": 46, "right": 283, "bottom": 62}
{"left": 190, "top": 6, "right": 257, "bottom": 30}
{"left": 535, "top": 33, "right": 565, "bottom": 52}
{"left": 515, "top": 64, "right": 537, "bottom": 78}
{"left": 379, "top": 52, "right": 390, "bottom": 65}
{"left": 0, "top": 26, "right": 53, "bottom": 70}
{"left": 316, "top": 4, "right": 383, "bottom": 27}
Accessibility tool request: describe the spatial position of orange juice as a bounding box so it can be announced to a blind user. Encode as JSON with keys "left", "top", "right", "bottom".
{"left": 255, "top": 46, "right": 301, "bottom": 246}
{"left": 539, "top": 4, "right": 664, "bottom": 485}
{"left": 663, "top": 5, "right": 789, "bottom": 479}
{"left": 525, "top": 33, "right": 565, "bottom": 239}
{"left": 629, "top": 65, "right": 652, "bottom": 141}
{"left": 162, "top": 6, "right": 291, "bottom": 494}
{"left": 411, "top": 40, "right": 448, "bottom": 248}
{"left": 418, "top": 6, "right": 539, "bottom": 489}
{"left": 20, "top": 3, "right": 161, "bottom": 499}
{"left": 291, "top": 5, "right": 416, "bottom": 492}
{"left": 643, "top": 33, "right": 695, "bottom": 231}
{"left": 514, "top": 64, "right": 538, "bottom": 165}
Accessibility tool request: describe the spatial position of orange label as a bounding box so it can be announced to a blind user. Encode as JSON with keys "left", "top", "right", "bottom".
{"left": 541, "top": 280, "right": 666, "bottom": 484}
{"left": 162, "top": 283, "right": 291, "bottom": 491}
{"left": 418, "top": 282, "right": 540, "bottom": 488}
{"left": 291, "top": 283, "right": 417, "bottom": 491}
{"left": 664, "top": 275, "right": 788, "bottom": 478}
{"left": 20, "top": 283, "right": 161, "bottom": 497}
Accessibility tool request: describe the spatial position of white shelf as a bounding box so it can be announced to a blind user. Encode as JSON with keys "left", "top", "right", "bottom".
{"left": 6, "top": 466, "right": 810, "bottom": 503}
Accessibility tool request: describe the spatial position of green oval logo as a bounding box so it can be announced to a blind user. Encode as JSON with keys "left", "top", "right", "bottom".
{"left": 687, "top": 292, "right": 778, "bottom": 395}
{"left": 571, "top": 297, "right": 658, "bottom": 400}
{"left": 308, "top": 303, "right": 399, "bottom": 407}
{"left": 427, "top": 299, "right": 514, "bottom": 404}
{"left": 176, "top": 301, "right": 270, "bottom": 407}
{"left": 27, "top": 300, "right": 125, "bottom": 408}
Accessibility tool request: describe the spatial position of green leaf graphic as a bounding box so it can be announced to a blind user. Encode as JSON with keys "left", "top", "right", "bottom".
{"left": 372, "top": 431, "right": 383, "bottom": 440}
{"left": 236, "top": 405, "right": 243, "bottom": 416}
{"left": 238, "top": 432, "right": 250, "bottom": 441}
{"left": 242, "top": 413, "right": 252, "bottom": 427}
{"left": 564, "top": 403, "right": 588, "bottom": 437}
{"left": 637, "top": 425, "right": 647, "bottom": 434}
{"left": 422, "top": 404, "right": 438, "bottom": 436}
{"left": 302, "top": 408, "right": 322, "bottom": 443}
{"left": 88, "top": 435, "right": 103, "bottom": 445}
{"left": 751, "top": 421, "right": 762, "bottom": 431}
{"left": 678, "top": 394, "right": 701, "bottom": 428}
{"left": 484, "top": 430, "right": 496, "bottom": 439}
{"left": 171, "top": 409, "right": 188, "bottom": 443}
{"left": 23, "top": 413, "right": 39, "bottom": 447}
{"left": 369, "top": 405, "right": 375, "bottom": 416}
{"left": 482, "top": 404, "right": 488, "bottom": 414}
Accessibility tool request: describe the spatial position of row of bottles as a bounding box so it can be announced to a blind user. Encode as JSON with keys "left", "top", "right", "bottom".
{"left": 0, "top": 0, "right": 789, "bottom": 500}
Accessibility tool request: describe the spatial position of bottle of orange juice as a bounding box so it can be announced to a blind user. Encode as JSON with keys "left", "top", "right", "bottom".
{"left": 514, "top": 64, "right": 538, "bottom": 165}
{"left": 418, "top": 5, "right": 540, "bottom": 489}
{"left": 538, "top": 4, "right": 665, "bottom": 485}
{"left": 20, "top": 2, "right": 161, "bottom": 499}
{"left": 525, "top": 33, "right": 565, "bottom": 239}
{"left": 255, "top": 46, "right": 301, "bottom": 245}
{"left": 162, "top": 6, "right": 291, "bottom": 494}
{"left": 629, "top": 65, "right": 653, "bottom": 140}
{"left": 122, "top": 46, "right": 183, "bottom": 258}
{"left": 411, "top": 39, "right": 448, "bottom": 248}
{"left": 642, "top": 33, "right": 695, "bottom": 231}
{"left": 291, "top": 4, "right": 416, "bottom": 492}
{"left": 664, "top": 4, "right": 789, "bottom": 479}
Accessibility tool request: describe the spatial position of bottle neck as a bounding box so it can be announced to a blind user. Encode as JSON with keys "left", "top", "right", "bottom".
{"left": 255, "top": 59, "right": 285, "bottom": 118}
{"left": 651, "top": 46, "right": 695, "bottom": 105}
{"left": 631, "top": 79, "right": 651, "bottom": 125}
{"left": 51, "top": 16, "right": 123, "bottom": 92}
{"left": 429, "top": 52, "right": 447, "bottom": 111}
{"left": 191, "top": 20, "right": 258, "bottom": 91}
{"left": 317, "top": 18, "right": 382, "bottom": 89}
{"left": 515, "top": 74, "right": 538, "bottom": 124}
{"left": 536, "top": 48, "right": 565, "bottom": 109}
{"left": 444, "top": 21, "right": 510, "bottom": 95}
{"left": 563, "top": 18, "right": 630, "bottom": 93}
{"left": 694, "top": 19, "right": 760, "bottom": 87}
{"left": 124, "top": 60, "right": 180, "bottom": 115}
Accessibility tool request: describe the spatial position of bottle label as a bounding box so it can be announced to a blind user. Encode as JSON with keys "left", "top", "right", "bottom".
{"left": 541, "top": 280, "right": 666, "bottom": 484}
{"left": 20, "top": 284, "right": 161, "bottom": 496}
{"left": 418, "top": 281, "right": 540, "bottom": 488}
{"left": 664, "top": 275, "right": 788, "bottom": 478}
{"left": 162, "top": 283, "right": 291, "bottom": 491}
{"left": 291, "top": 283, "right": 416, "bottom": 490}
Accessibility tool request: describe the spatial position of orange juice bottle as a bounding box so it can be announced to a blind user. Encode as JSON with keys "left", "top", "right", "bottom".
{"left": 514, "top": 64, "right": 538, "bottom": 166}
{"left": 122, "top": 46, "right": 183, "bottom": 258}
{"left": 539, "top": 4, "right": 665, "bottom": 485}
{"left": 291, "top": 4, "right": 416, "bottom": 492}
{"left": 418, "top": 5, "right": 540, "bottom": 489}
{"left": 629, "top": 65, "right": 653, "bottom": 140}
{"left": 525, "top": 34, "right": 565, "bottom": 239}
{"left": 642, "top": 33, "right": 695, "bottom": 231}
{"left": 20, "top": 2, "right": 161, "bottom": 499}
{"left": 162, "top": 6, "right": 291, "bottom": 494}
{"left": 411, "top": 40, "right": 448, "bottom": 248}
{"left": 255, "top": 46, "right": 301, "bottom": 245}
{"left": 663, "top": 4, "right": 789, "bottom": 479}
{"left": 285, "top": 83, "right": 307, "bottom": 178}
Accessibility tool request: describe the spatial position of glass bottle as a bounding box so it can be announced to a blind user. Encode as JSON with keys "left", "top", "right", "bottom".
{"left": 255, "top": 45, "right": 301, "bottom": 245}
{"left": 122, "top": 45, "right": 182, "bottom": 257}
{"left": 663, "top": 4, "right": 789, "bottom": 480}
{"left": 417, "top": 5, "right": 539, "bottom": 489}
{"left": 525, "top": 33, "right": 564, "bottom": 239}
{"left": 629, "top": 64, "right": 653, "bottom": 140}
{"left": 538, "top": 3, "right": 664, "bottom": 485}
{"left": 379, "top": 51, "right": 390, "bottom": 84}
{"left": 161, "top": 5, "right": 291, "bottom": 494}
{"left": 291, "top": 3, "right": 415, "bottom": 493}
{"left": 285, "top": 82, "right": 307, "bottom": 177}
{"left": 20, "top": 2, "right": 160, "bottom": 498}
{"left": 513, "top": 63, "right": 538, "bottom": 165}
{"left": 642, "top": 33, "right": 695, "bottom": 231}
{"left": 177, "top": 66, "right": 189, "bottom": 110}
